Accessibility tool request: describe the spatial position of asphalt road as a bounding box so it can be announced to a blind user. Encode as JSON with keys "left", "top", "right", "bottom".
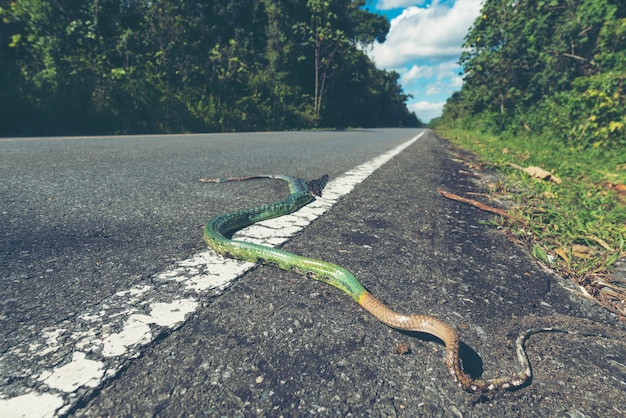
{"left": 2, "top": 129, "right": 625, "bottom": 417}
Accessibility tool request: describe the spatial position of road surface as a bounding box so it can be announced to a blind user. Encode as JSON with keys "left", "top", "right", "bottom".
{"left": 1, "top": 129, "right": 625, "bottom": 417}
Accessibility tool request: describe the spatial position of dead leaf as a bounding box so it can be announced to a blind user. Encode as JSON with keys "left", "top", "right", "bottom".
{"left": 602, "top": 182, "right": 626, "bottom": 205}
{"left": 554, "top": 248, "right": 569, "bottom": 264}
{"left": 586, "top": 235, "right": 614, "bottom": 251}
{"left": 393, "top": 343, "right": 411, "bottom": 355}
{"left": 572, "top": 244, "right": 594, "bottom": 259}
{"left": 523, "top": 166, "right": 562, "bottom": 184}
{"left": 506, "top": 163, "right": 562, "bottom": 184}
{"left": 572, "top": 244, "right": 591, "bottom": 253}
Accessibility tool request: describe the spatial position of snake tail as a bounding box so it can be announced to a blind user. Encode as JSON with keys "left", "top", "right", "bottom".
{"left": 203, "top": 174, "right": 549, "bottom": 392}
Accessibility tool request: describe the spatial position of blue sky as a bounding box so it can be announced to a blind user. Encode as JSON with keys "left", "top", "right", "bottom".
{"left": 363, "top": 0, "right": 483, "bottom": 122}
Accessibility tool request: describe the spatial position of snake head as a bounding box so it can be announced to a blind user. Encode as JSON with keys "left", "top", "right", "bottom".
{"left": 307, "top": 175, "right": 329, "bottom": 197}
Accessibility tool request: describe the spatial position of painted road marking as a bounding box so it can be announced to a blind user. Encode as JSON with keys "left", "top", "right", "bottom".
{"left": 0, "top": 131, "right": 425, "bottom": 417}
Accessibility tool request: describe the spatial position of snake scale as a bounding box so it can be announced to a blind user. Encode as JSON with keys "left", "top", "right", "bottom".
{"left": 202, "top": 173, "right": 562, "bottom": 392}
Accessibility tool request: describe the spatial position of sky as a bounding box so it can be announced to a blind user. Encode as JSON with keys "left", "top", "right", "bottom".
{"left": 364, "top": 0, "right": 483, "bottom": 123}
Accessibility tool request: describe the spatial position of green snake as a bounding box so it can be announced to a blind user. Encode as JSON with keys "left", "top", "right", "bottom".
{"left": 202, "top": 174, "right": 560, "bottom": 392}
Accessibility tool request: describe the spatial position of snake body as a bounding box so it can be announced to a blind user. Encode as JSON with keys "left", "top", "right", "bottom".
{"left": 203, "top": 174, "right": 550, "bottom": 392}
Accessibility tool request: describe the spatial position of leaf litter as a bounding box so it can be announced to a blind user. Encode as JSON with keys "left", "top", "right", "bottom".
{"left": 440, "top": 144, "right": 626, "bottom": 322}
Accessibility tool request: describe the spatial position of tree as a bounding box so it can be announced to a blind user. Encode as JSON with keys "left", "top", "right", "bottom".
{"left": 449, "top": 0, "right": 625, "bottom": 147}
{"left": 0, "top": 0, "right": 414, "bottom": 135}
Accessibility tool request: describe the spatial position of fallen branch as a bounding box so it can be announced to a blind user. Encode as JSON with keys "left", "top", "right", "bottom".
{"left": 438, "top": 189, "right": 516, "bottom": 220}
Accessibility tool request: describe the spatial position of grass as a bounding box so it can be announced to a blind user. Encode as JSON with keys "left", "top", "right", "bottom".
{"left": 435, "top": 125, "right": 626, "bottom": 320}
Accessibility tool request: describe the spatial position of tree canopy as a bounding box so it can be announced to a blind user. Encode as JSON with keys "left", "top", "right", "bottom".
{"left": 440, "top": 0, "right": 625, "bottom": 149}
{"left": 0, "top": 0, "right": 420, "bottom": 136}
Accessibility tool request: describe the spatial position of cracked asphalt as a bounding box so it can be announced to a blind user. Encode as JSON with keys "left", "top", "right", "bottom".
{"left": 3, "top": 130, "right": 625, "bottom": 417}
{"left": 78, "top": 131, "right": 626, "bottom": 417}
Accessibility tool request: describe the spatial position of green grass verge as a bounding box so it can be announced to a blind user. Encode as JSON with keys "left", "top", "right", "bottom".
{"left": 435, "top": 126, "right": 626, "bottom": 317}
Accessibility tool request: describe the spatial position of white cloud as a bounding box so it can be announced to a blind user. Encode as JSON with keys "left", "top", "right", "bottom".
{"left": 402, "top": 64, "right": 437, "bottom": 82}
{"left": 412, "top": 101, "right": 446, "bottom": 111}
{"left": 368, "top": 0, "right": 482, "bottom": 68}
{"left": 450, "top": 74, "right": 464, "bottom": 87}
{"left": 400, "top": 60, "right": 459, "bottom": 85}
{"left": 409, "top": 101, "right": 446, "bottom": 122}
{"left": 399, "top": 60, "right": 461, "bottom": 101}
{"left": 378, "top": 0, "right": 429, "bottom": 9}
{"left": 425, "top": 85, "right": 442, "bottom": 95}
{"left": 366, "top": 1, "right": 480, "bottom": 122}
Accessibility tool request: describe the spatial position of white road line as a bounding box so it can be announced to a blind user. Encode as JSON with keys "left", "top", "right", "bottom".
{"left": 0, "top": 131, "right": 424, "bottom": 417}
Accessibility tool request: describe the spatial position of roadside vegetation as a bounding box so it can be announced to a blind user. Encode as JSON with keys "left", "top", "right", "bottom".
{"left": 0, "top": 0, "right": 419, "bottom": 136}
{"left": 435, "top": 0, "right": 626, "bottom": 319}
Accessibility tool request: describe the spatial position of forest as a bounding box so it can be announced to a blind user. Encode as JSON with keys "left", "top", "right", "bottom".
{"left": 439, "top": 0, "right": 625, "bottom": 150}
{"left": 0, "top": 0, "right": 420, "bottom": 136}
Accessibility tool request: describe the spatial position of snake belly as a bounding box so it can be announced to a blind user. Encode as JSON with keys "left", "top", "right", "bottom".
{"left": 203, "top": 174, "right": 536, "bottom": 392}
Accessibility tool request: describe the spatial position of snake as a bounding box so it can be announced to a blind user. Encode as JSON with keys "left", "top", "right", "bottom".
{"left": 202, "top": 173, "right": 563, "bottom": 392}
